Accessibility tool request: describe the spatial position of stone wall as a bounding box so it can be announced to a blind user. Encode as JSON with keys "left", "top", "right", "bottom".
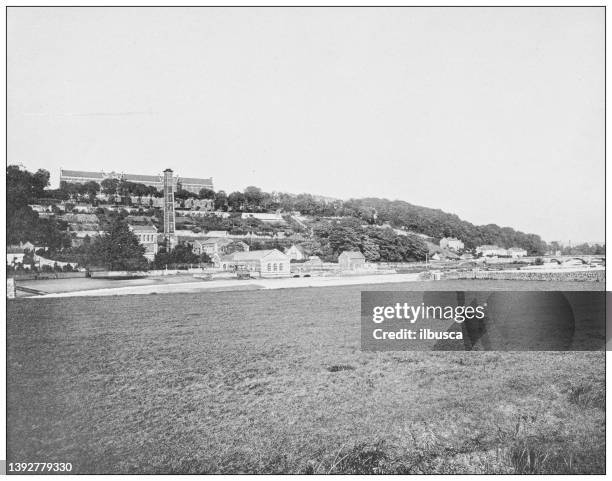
{"left": 443, "top": 269, "right": 605, "bottom": 283}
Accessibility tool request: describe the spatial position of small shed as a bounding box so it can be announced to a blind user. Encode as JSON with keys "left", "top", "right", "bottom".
{"left": 338, "top": 250, "right": 366, "bottom": 270}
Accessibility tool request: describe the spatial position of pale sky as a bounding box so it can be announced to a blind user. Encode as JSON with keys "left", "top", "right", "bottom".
{"left": 7, "top": 7, "right": 604, "bottom": 243}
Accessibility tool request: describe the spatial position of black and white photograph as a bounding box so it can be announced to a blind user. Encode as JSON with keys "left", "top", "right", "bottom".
{"left": 3, "top": 5, "right": 607, "bottom": 475}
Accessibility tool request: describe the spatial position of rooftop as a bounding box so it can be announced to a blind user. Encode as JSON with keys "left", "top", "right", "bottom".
{"left": 339, "top": 250, "right": 365, "bottom": 259}
{"left": 129, "top": 225, "right": 158, "bottom": 233}
{"left": 123, "top": 174, "right": 162, "bottom": 183}
{"left": 60, "top": 169, "right": 104, "bottom": 179}
{"left": 222, "top": 249, "right": 287, "bottom": 261}
{"left": 179, "top": 177, "right": 214, "bottom": 185}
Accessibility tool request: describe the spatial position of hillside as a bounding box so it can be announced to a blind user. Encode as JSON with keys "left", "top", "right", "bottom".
{"left": 7, "top": 166, "right": 551, "bottom": 264}
{"left": 339, "top": 198, "right": 548, "bottom": 254}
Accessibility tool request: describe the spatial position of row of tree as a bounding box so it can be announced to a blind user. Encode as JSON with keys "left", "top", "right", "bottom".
{"left": 310, "top": 218, "right": 429, "bottom": 262}
{"left": 7, "top": 166, "right": 72, "bottom": 248}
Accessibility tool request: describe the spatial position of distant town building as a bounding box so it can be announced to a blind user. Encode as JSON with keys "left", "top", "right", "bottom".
{"left": 60, "top": 169, "right": 213, "bottom": 194}
{"left": 128, "top": 224, "right": 159, "bottom": 261}
{"left": 61, "top": 213, "right": 100, "bottom": 224}
{"left": 7, "top": 246, "right": 27, "bottom": 265}
{"left": 19, "top": 241, "right": 36, "bottom": 251}
{"left": 175, "top": 209, "right": 214, "bottom": 218}
{"left": 284, "top": 244, "right": 305, "bottom": 261}
{"left": 241, "top": 212, "right": 285, "bottom": 223}
{"left": 183, "top": 198, "right": 214, "bottom": 211}
{"left": 476, "top": 245, "right": 508, "bottom": 257}
{"left": 72, "top": 203, "right": 95, "bottom": 213}
{"left": 191, "top": 238, "right": 249, "bottom": 257}
{"left": 220, "top": 249, "right": 291, "bottom": 277}
{"left": 303, "top": 255, "right": 323, "bottom": 269}
{"left": 60, "top": 169, "right": 105, "bottom": 184}
{"left": 439, "top": 237, "right": 464, "bottom": 251}
{"left": 508, "top": 247, "right": 528, "bottom": 258}
{"left": 63, "top": 213, "right": 104, "bottom": 247}
{"left": 338, "top": 250, "right": 366, "bottom": 270}
{"left": 28, "top": 204, "right": 52, "bottom": 214}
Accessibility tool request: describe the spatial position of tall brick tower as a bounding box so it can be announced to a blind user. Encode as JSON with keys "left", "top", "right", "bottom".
{"left": 163, "top": 168, "right": 177, "bottom": 249}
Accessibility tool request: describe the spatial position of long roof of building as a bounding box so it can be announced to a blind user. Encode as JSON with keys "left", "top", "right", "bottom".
{"left": 123, "top": 174, "right": 162, "bottom": 183}
{"left": 180, "top": 177, "right": 213, "bottom": 185}
{"left": 222, "top": 249, "right": 287, "bottom": 261}
{"left": 60, "top": 169, "right": 212, "bottom": 186}
{"left": 129, "top": 224, "right": 158, "bottom": 232}
{"left": 339, "top": 250, "right": 365, "bottom": 259}
{"left": 60, "top": 169, "right": 104, "bottom": 179}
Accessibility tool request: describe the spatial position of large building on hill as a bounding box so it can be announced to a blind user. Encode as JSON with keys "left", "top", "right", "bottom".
{"left": 60, "top": 169, "right": 213, "bottom": 194}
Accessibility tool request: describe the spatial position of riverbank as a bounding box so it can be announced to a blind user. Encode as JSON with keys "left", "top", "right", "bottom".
{"left": 20, "top": 272, "right": 423, "bottom": 298}
{"left": 13, "top": 267, "right": 605, "bottom": 298}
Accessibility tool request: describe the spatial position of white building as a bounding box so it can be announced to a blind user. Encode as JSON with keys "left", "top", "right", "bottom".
{"left": 241, "top": 212, "right": 285, "bottom": 223}
{"left": 476, "top": 245, "right": 508, "bottom": 257}
{"left": 338, "top": 250, "right": 366, "bottom": 270}
{"left": 128, "top": 224, "right": 159, "bottom": 261}
{"left": 183, "top": 197, "right": 214, "bottom": 211}
{"left": 439, "top": 237, "right": 464, "bottom": 251}
{"left": 7, "top": 246, "right": 26, "bottom": 265}
{"left": 507, "top": 247, "right": 528, "bottom": 258}
{"left": 220, "top": 249, "right": 291, "bottom": 277}
{"left": 284, "top": 244, "right": 305, "bottom": 261}
{"left": 191, "top": 238, "right": 249, "bottom": 257}
{"left": 28, "top": 204, "right": 52, "bottom": 214}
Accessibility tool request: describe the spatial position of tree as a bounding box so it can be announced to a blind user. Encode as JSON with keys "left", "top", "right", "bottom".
{"left": 228, "top": 191, "right": 246, "bottom": 211}
{"left": 82, "top": 181, "right": 101, "bottom": 200}
{"left": 360, "top": 236, "right": 381, "bottom": 262}
{"left": 101, "top": 178, "right": 120, "bottom": 195}
{"left": 7, "top": 165, "right": 50, "bottom": 207}
{"left": 214, "top": 190, "right": 228, "bottom": 211}
{"left": 153, "top": 242, "right": 210, "bottom": 268}
{"left": 7, "top": 165, "right": 54, "bottom": 245}
{"left": 199, "top": 188, "right": 215, "bottom": 199}
{"left": 244, "top": 186, "right": 264, "bottom": 210}
{"left": 93, "top": 218, "right": 148, "bottom": 271}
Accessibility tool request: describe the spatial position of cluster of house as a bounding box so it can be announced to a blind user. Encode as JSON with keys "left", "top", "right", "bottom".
{"left": 214, "top": 248, "right": 365, "bottom": 277}
{"left": 36, "top": 195, "right": 214, "bottom": 212}
{"left": 435, "top": 237, "right": 528, "bottom": 259}
{"left": 187, "top": 236, "right": 312, "bottom": 274}
{"left": 7, "top": 241, "right": 78, "bottom": 270}
{"left": 124, "top": 195, "right": 214, "bottom": 211}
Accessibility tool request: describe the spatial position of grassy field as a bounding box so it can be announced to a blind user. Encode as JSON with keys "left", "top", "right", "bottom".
{"left": 7, "top": 280, "right": 605, "bottom": 474}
